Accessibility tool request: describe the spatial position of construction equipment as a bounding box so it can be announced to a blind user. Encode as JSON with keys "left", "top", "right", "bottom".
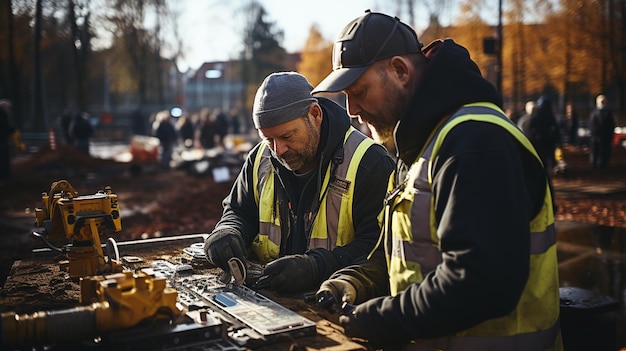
{"left": 0, "top": 257, "right": 318, "bottom": 350}
{"left": 34, "top": 180, "right": 123, "bottom": 279}
{"left": 0, "top": 270, "right": 204, "bottom": 350}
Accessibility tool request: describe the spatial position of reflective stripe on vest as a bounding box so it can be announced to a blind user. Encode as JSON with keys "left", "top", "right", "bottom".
{"left": 385, "top": 102, "right": 562, "bottom": 350}
{"left": 252, "top": 142, "right": 281, "bottom": 262}
{"left": 252, "top": 127, "right": 376, "bottom": 262}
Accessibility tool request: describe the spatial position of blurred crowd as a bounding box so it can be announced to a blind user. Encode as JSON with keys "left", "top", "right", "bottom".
{"left": 57, "top": 108, "right": 95, "bottom": 155}
{"left": 1, "top": 93, "right": 622, "bottom": 183}
{"left": 509, "top": 93, "right": 619, "bottom": 175}
{"left": 142, "top": 106, "right": 249, "bottom": 170}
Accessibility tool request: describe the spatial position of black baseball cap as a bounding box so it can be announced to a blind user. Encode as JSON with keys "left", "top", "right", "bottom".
{"left": 312, "top": 10, "right": 423, "bottom": 94}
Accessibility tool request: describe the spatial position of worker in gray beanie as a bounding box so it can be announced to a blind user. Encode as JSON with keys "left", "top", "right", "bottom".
{"left": 203, "top": 71, "right": 394, "bottom": 295}
{"left": 252, "top": 72, "right": 318, "bottom": 129}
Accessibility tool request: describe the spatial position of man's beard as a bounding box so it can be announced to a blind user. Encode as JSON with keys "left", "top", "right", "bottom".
{"left": 276, "top": 118, "right": 319, "bottom": 172}
{"left": 366, "top": 120, "right": 395, "bottom": 144}
{"left": 364, "top": 78, "right": 407, "bottom": 145}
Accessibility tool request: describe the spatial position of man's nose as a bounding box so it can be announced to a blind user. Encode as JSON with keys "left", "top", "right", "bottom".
{"left": 345, "top": 97, "right": 361, "bottom": 118}
{"left": 271, "top": 140, "right": 287, "bottom": 156}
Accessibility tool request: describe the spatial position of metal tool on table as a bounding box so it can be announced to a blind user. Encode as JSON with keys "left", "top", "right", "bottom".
{"left": 182, "top": 242, "right": 206, "bottom": 260}
{"left": 219, "top": 257, "right": 247, "bottom": 286}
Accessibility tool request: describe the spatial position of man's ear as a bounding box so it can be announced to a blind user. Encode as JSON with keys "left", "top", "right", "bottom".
{"left": 309, "top": 102, "right": 323, "bottom": 126}
{"left": 389, "top": 56, "right": 411, "bottom": 85}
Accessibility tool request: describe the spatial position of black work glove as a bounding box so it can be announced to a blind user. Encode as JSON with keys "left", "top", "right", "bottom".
{"left": 203, "top": 229, "right": 246, "bottom": 272}
{"left": 339, "top": 298, "right": 407, "bottom": 350}
{"left": 252, "top": 254, "right": 319, "bottom": 293}
{"left": 316, "top": 277, "right": 358, "bottom": 312}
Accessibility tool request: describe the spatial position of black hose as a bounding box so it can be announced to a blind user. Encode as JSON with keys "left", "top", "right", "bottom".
{"left": 31, "top": 231, "right": 64, "bottom": 253}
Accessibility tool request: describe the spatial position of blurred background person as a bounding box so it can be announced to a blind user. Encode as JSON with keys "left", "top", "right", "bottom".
{"left": 228, "top": 107, "right": 241, "bottom": 135}
{"left": 213, "top": 108, "right": 229, "bottom": 148}
{"left": 198, "top": 107, "right": 216, "bottom": 150}
{"left": 528, "top": 96, "right": 561, "bottom": 174}
{"left": 155, "top": 110, "right": 178, "bottom": 170}
{"left": 70, "top": 111, "right": 93, "bottom": 154}
{"left": 58, "top": 107, "right": 73, "bottom": 145}
{"left": 589, "top": 94, "right": 616, "bottom": 169}
{"left": 565, "top": 102, "right": 579, "bottom": 147}
{"left": 178, "top": 113, "right": 196, "bottom": 148}
{"left": 516, "top": 100, "right": 535, "bottom": 135}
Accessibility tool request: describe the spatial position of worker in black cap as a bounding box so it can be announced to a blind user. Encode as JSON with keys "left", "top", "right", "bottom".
{"left": 203, "top": 72, "right": 394, "bottom": 294}
{"left": 313, "top": 10, "right": 562, "bottom": 350}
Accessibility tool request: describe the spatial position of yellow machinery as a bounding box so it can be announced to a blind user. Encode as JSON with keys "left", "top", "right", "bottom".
{"left": 0, "top": 270, "right": 182, "bottom": 349}
{"left": 34, "top": 180, "right": 123, "bottom": 278}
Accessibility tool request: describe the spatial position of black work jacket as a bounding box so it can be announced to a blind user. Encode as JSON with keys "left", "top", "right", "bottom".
{"left": 331, "top": 39, "right": 550, "bottom": 343}
{"left": 212, "top": 97, "right": 394, "bottom": 281}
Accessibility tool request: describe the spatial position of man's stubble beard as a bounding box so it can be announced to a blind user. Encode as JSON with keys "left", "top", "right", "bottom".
{"left": 369, "top": 84, "right": 408, "bottom": 145}
{"left": 278, "top": 116, "right": 320, "bottom": 172}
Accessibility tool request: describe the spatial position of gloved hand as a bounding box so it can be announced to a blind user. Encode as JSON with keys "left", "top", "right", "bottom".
{"left": 203, "top": 229, "right": 246, "bottom": 272}
{"left": 315, "top": 275, "right": 361, "bottom": 312}
{"left": 316, "top": 277, "right": 357, "bottom": 312}
{"left": 252, "top": 254, "right": 318, "bottom": 293}
{"left": 339, "top": 299, "right": 406, "bottom": 349}
{"left": 339, "top": 303, "right": 370, "bottom": 342}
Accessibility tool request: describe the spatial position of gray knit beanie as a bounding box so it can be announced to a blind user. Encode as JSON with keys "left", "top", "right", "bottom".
{"left": 252, "top": 72, "right": 318, "bottom": 129}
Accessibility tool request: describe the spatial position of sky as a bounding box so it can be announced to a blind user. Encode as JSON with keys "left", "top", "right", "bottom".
{"left": 173, "top": 0, "right": 457, "bottom": 72}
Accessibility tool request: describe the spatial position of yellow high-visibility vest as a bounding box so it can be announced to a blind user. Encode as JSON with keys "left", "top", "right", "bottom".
{"left": 251, "top": 126, "right": 376, "bottom": 262}
{"left": 385, "top": 102, "right": 562, "bottom": 350}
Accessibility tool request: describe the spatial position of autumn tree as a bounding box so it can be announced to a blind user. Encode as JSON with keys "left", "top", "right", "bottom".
{"left": 587, "top": 0, "right": 626, "bottom": 116}
{"left": 417, "top": 0, "right": 624, "bottom": 121}
{"left": 67, "top": 0, "right": 92, "bottom": 112}
{"left": 502, "top": 0, "right": 531, "bottom": 111}
{"left": 103, "top": 0, "right": 179, "bottom": 107}
{"left": 388, "top": 0, "right": 454, "bottom": 29}
{"left": 296, "top": 24, "right": 332, "bottom": 87}
{"left": 449, "top": 0, "right": 496, "bottom": 84}
{"left": 547, "top": 0, "right": 596, "bottom": 111}
{"left": 2, "top": 1, "right": 108, "bottom": 130}
{"left": 30, "top": 0, "right": 91, "bottom": 130}
{"left": 240, "top": 1, "right": 287, "bottom": 114}
{"left": 609, "top": 0, "right": 626, "bottom": 116}
{"left": 0, "top": 0, "right": 22, "bottom": 128}
{"left": 33, "top": 0, "right": 44, "bottom": 129}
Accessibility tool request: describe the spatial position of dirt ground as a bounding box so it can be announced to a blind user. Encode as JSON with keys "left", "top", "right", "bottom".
{"left": 551, "top": 144, "right": 626, "bottom": 227}
{"left": 0, "top": 142, "right": 625, "bottom": 292}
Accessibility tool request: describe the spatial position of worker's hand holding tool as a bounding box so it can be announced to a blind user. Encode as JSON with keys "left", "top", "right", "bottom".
{"left": 252, "top": 254, "right": 318, "bottom": 293}
{"left": 203, "top": 229, "right": 247, "bottom": 272}
{"left": 316, "top": 253, "right": 390, "bottom": 312}
{"left": 315, "top": 276, "right": 358, "bottom": 312}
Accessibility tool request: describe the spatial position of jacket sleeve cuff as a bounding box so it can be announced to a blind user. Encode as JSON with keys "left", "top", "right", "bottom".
{"left": 306, "top": 248, "right": 339, "bottom": 284}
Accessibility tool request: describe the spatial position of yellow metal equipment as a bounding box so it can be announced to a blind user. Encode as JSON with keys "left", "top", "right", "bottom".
{"left": 34, "top": 180, "right": 123, "bottom": 278}
{"left": 0, "top": 270, "right": 181, "bottom": 349}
